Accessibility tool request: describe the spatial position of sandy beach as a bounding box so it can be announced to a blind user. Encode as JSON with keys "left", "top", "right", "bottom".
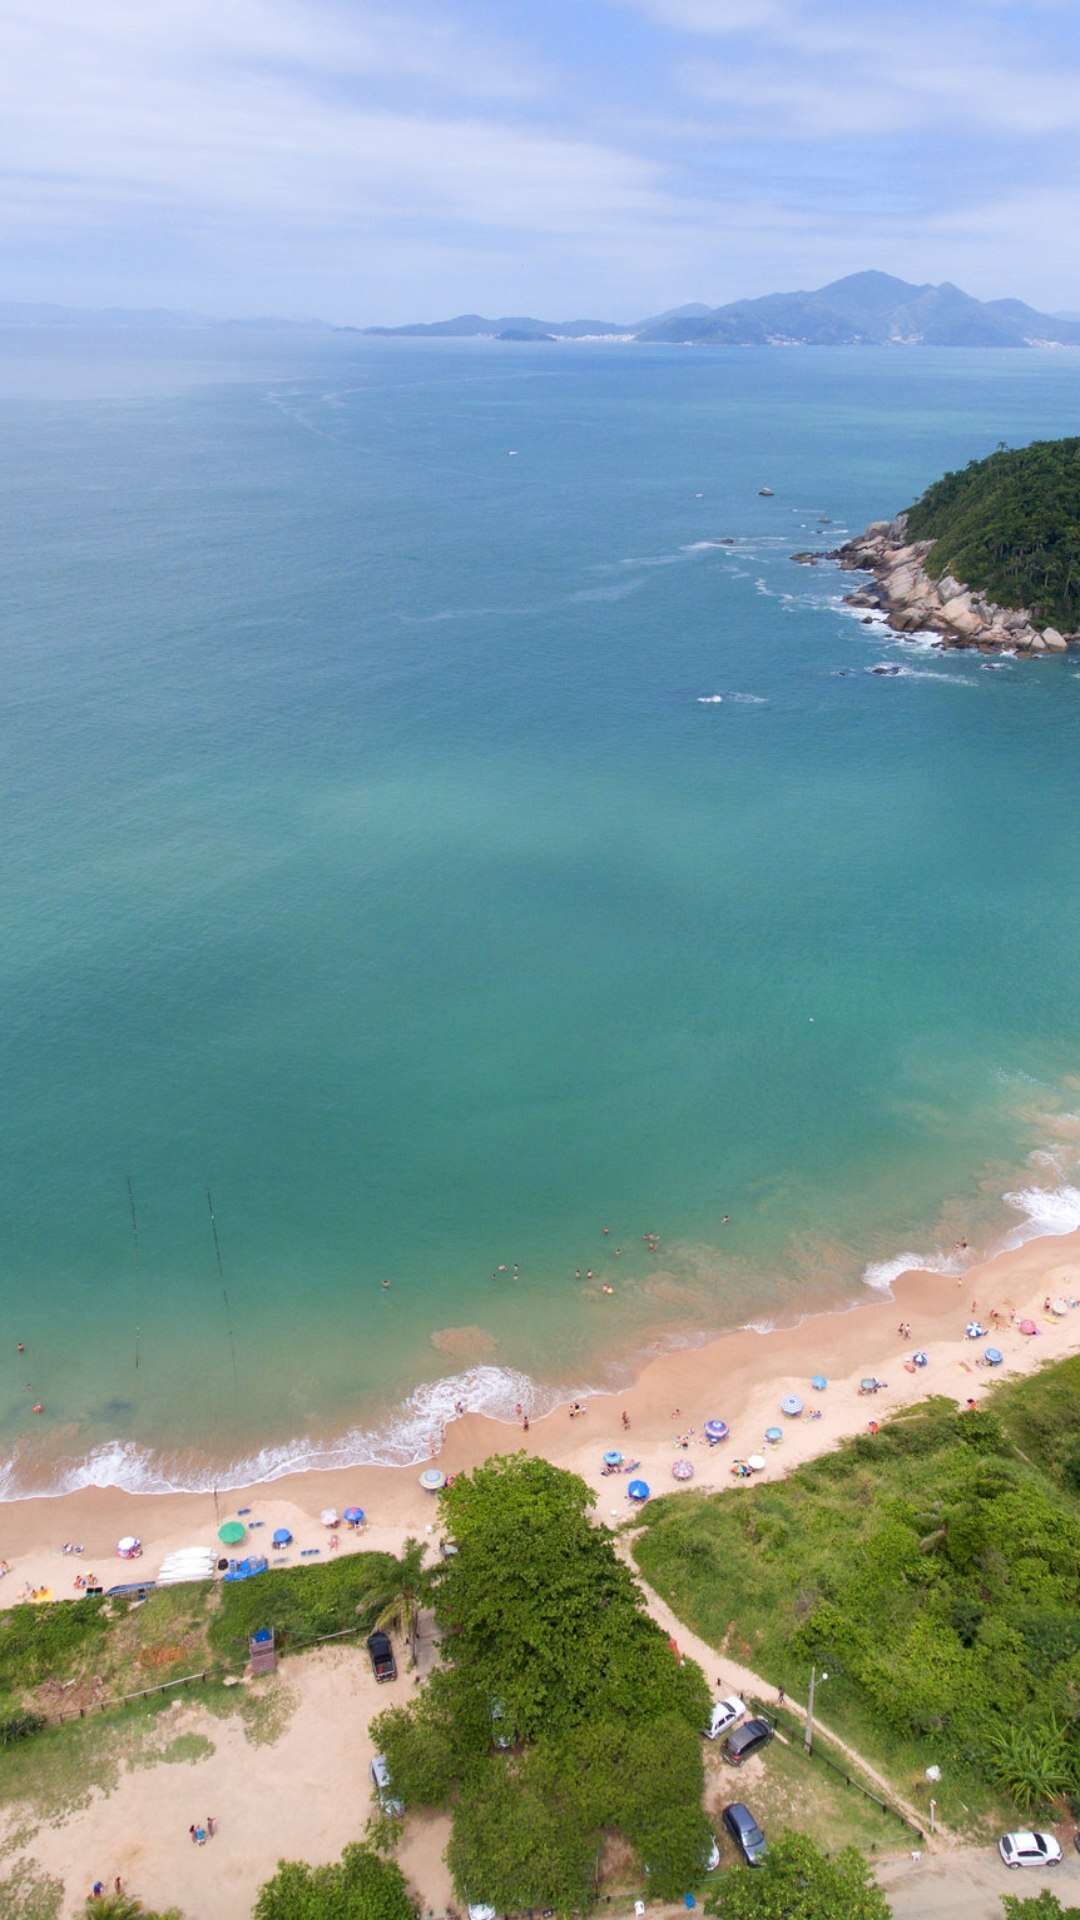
{"left": 4, "top": 1223, "right": 1080, "bottom": 1602}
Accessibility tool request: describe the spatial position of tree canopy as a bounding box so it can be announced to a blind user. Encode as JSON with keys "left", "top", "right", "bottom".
{"left": 705, "top": 1831, "right": 892, "bottom": 1920}
{"left": 1001, "top": 1892, "right": 1080, "bottom": 1920}
{"left": 253, "top": 1843, "right": 416, "bottom": 1920}
{"left": 906, "top": 436, "right": 1080, "bottom": 630}
{"left": 373, "top": 1454, "right": 712, "bottom": 1911}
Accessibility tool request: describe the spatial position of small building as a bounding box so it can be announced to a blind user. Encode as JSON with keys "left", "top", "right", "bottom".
{"left": 249, "top": 1626, "right": 277, "bottom": 1675}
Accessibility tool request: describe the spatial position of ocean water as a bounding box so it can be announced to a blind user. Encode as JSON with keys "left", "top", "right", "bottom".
{"left": 4, "top": 330, "right": 1080, "bottom": 1497}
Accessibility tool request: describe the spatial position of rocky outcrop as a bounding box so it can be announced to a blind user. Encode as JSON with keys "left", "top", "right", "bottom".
{"left": 793, "top": 516, "right": 1080, "bottom": 654}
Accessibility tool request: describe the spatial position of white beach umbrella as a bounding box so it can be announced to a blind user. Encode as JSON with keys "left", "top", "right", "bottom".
{"left": 320, "top": 1508, "right": 339, "bottom": 1527}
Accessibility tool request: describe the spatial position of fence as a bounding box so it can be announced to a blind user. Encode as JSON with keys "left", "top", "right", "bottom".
{"left": 749, "top": 1699, "right": 925, "bottom": 1842}
{"left": 47, "top": 1619, "right": 373, "bottom": 1725}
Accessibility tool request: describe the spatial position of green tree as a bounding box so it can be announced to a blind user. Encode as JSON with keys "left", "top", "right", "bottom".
{"left": 446, "top": 1755, "right": 597, "bottom": 1915}
{"left": 1002, "top": 1891, "right": 1080, "bottom": 1920}
{"left": 706, "top": 1831, "right": 892, "bottom": 1920}
{"left": 84, "top": 1898, "right": 182, "bottom": 1920}
{"left": 360, "top": 1540, "right": 429, "bottom": 1668}
{"left": 253, "top": 1843, "right": 415, "bottom": 1920}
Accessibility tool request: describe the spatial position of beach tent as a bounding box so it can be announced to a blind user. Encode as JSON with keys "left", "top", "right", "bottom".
{"left": 419, "top": 1468, "right": 445, "bottom": 1492}
{"left": 780, "top": 1395, "right": 803, "bottom": 1417}
{"left": 1018, "top": 1318, "right": 1039, "bottom": 1336}
{"left": 602, "top": 1450, "right": 623, "bottom": 1467}
{"left": 627, "top": 1479, "right": 650, "bottom": 1502}
{"left": 271, "top": 1528, "right": 292, "bottom": 1548}
{"left": 218, "top": 1521, "right": 246, "bottom": 1547}
{"left": 671, "top": 1459, "right": 694, "bottom": 1480}
{"left": 343, "top": 1506, "right": 365, "bottom": 1527}
{"left": 810, "top": 1375, "right": 828, "bottom": 1391}
{"left": 704, "top": 1419, "right": 729, "bottom": 1442}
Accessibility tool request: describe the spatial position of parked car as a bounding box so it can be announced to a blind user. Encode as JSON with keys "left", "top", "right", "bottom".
{"left": 998, "top": 1831, "right": 1062, "bottom": 1869}
{"left": 723, "top": 1717, "right": 774, "bottom": 1766}
{"left": 467, "top": 1905, "right": 496, "bottom": 1919}
{"left": 703, "top": 1834, "right": 721, "bottom": 1872}
{"left": 723, "top": 1803, "right": 767, "bottom": 1867}
{"left": 490, "top": 1700, "right": 514, "bottom": 1749}
{"left": 366, "top": 1630, "right": 397, "bottom": 1682}
{"left": 369, "top": 1753, "right": 404, "bottom": 1817}
{"left": 704, "top": 1694, "right": 747, "bottom": 1740}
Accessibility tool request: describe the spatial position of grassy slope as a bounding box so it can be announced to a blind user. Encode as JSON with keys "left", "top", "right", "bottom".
{"left": 634, "top": 1359, "right": 1080, "bottom": 1834}
{"left": 906, "top": 436, "right": 1080, "bottom": 630}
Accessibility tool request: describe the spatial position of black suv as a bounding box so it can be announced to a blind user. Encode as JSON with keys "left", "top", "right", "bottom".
{"left": 722, "top": 1802, "right": 767, "bottom": 1867}
{"left": 723, "top": 1717, "right": 773, "bottom": 1765}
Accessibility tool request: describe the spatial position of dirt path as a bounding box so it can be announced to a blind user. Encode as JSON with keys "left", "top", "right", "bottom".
{"left": 624, "top": 1552, "right": 942, "bottom": 1846}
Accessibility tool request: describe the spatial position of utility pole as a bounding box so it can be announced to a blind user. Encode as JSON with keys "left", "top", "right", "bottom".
{"left": 805, "top": 1666, "right": 826, "bottom": 1753}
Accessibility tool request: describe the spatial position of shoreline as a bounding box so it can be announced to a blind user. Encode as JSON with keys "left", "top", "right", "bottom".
{"left": 795, "top": 514, "right": 1077, "bottom": 654}
{"left": 4, "top": 1220, "right": 1080, "bottom": 1606}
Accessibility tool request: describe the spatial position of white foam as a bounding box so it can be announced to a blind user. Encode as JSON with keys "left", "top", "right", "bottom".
{"left": 862, "top": 1250, "right": 963, "bottom": 1292}
{"left": 1002, "top": 1183, "right": 1080, "bottom": 1249}
{"left": 696, "top": 691, "right": 767, "bottom": 707}
{"left": 697, "top": 694, "right": 724, "bottom": 704}
{"left": 1, "top": 1365, "right": 586, "bottom": 1503}
{"left": 740, "top": 1318, "right": 776, "bottom": 1335}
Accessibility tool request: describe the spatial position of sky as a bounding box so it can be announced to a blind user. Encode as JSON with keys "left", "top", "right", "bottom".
{"left": 4, "top": 0, "right": 1080, "bottom": 322}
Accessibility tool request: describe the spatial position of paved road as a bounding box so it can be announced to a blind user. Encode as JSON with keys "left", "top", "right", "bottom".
{"left": 879, "top": 1846, "right": 1080, "bottom": 1917}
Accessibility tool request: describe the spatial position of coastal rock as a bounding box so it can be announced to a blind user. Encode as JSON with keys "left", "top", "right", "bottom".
{"left": 1029, "top": 634, "right": 1048, "bottom": 652}
{"left": 892, "top": 604, "right": 934, "bottom": 632}
{"left": 937, "top": 574, "right": 963, "bottom": 601}
{"left": 940, "top": 593, "right": 974, "bottom": 622}
{"left": 885, "top": 565, "right": 921, "bottom": 602}
{"left": 1043, "top": 627, "right": 1068, "bottom": 651}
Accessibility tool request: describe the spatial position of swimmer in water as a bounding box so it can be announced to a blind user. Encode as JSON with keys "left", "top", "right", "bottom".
{"left": 381, "top": 1278, "right": 391, "bottom": 1290}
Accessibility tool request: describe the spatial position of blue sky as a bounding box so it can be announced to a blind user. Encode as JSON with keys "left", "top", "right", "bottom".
{"left": 4, "top": 0, "right": 1079, "bottom": 321}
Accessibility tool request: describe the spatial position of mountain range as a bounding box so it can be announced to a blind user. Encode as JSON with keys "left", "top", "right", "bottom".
{"left": 361, "top": 273, "right": 1080, "bottom": 348}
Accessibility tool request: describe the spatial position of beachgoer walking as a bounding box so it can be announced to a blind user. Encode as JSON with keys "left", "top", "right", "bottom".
{"left": 115, "top": 1877, "right": 124, "bottom": 1895}
{"left": 207, "top": 1815, "right": 216, "bottom": 1838}
{"left": 621, "top": 1410, "right": 630, "bottom": 1430}
{"left": 776, "top": 1686, "right": 785, "bottom": 1707}
{"left": 523, "top": 1414, "right": 529, "bottom": 1432}
{"left": 189, "top": 1825, "right": 198, "bottom": 1844}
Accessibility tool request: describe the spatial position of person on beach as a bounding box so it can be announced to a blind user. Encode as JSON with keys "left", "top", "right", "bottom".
{"left": 189, "top": 1826, "right": 198, "bottom": 1845}
{"left": 621, "top": 1410, "right": 630, "bottom": 1430}
{"left": 522, "top": 1414, "right": 529, "bottom": 1432}
{"left": 207, "top": 1816, "right": 216, "bottom": 1838}
{"left": 776, "top": 1686, "right": 785, "bottom": 1707}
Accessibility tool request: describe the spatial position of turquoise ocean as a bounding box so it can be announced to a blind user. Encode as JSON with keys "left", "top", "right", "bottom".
{"left": 4, "top": 330, "right": 1080, "bottom": 1498}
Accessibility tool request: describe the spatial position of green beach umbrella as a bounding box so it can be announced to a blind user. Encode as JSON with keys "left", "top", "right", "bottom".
{"left": 218, "top": 1521, "right": 246, "bottom": 1546}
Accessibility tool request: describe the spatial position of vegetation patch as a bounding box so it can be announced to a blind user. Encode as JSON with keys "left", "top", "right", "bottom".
{"left": 373, "top": 1454, "right": 713, "bottom": 1913}
{"left": 634, "top": 1363, "right": 1080, "bottom": 1829}
{"left": 0, "top": 1858, "right": 63, "bottom": 1920}
{"left": 906, "top": 436, "right": 1080, "bottom": 630}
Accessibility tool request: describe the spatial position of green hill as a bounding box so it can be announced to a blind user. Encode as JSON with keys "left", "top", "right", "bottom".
{"left": 906, "top": 436, "right": 1080, "bottom": 632}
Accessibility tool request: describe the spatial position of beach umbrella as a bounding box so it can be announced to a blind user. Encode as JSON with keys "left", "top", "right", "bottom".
{"left": 627, "top": 1479, "right": 650, "bottom": 1502}
{"left": 1052, "top": 1297, "right": 1070, "bottom": 1316}
{"left": 602, "top": 1449, "right": 623, "bottom": 1467}
{"left": 217, "top": 1522, "right": 245, "bottom": 1547}
{"left": 271, "top": 1528, "right": 292, "bottom": 1547}
{"left": 343, "top": 1506, "right": 365, "bottom": 1527}
{"left": 860, "top": 1377, "right": 879, "bottom": 1392}
{"left": 703, "top": 1419, "right": 729, "bottom": 1441}
{"left": 780, "top": 1395, "right": 803, "bottom": 1417}
{"left": 747, "top": 1454, "right": 766, "bottom": 1472}
{"left": 116, "top": 1535, "right": 140, "bottom": 1556}
{"left": 319, "top": 1508, "right": 339, "bottom": 1528}
{"left": 912, "top": 1351, "right": 928, "bottom": 1368}
{"left": 1018, "top": 1318, "right": 1039, "bottom": 1336}
{"left": 671, "top": 1459, "right": 694, "bottom": 1481}
{"left": 965, "top": 1322, "right": 986, "bottom": 1339}
{"left": 811, "top": 1375, "right": 828, "bottom": 1391}
{"left": 419, "top": 1467, "right": 445, "bottom": 1492}
{"left": 984, "top": 1347, "right": 1003, "bottom": 1365}
{"left": 764, "top": 1426, "right": 783, "bottom": 1444}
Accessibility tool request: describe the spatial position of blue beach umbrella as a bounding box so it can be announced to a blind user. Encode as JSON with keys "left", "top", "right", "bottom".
{"left": 343, "top": 1506, "right": 365, "bottom": 1526}
{"left": 811, "top": 1375, "right": 828, "bottom": 1391}
{"left": 419, "top": 1468, "right": 446, "bottom": 1492}
{"left": 627, "top": 1479, "right": 650, "bottom": 1502}
{"left": 271, "top": 1528, "right": 292, "bottom": 1547}
{"left": 780, "top": 1395, "right": 803, "bottom": 1417}
{"left": 984, "top": 1347, "right": 1004, "bottom": 1366}
{"left": 764, "top": 1426, "right": 783, "bottom": 1444}
{"left": 704, "top": 1419, "right": 729, "bottom": 1441}
{"left": 602, "top": 1450, "right": 623, "bottom": 1467}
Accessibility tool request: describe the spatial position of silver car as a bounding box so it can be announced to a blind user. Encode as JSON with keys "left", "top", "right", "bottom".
{"left": 370, "top": 1753, "right": 404, "bottom": 1818}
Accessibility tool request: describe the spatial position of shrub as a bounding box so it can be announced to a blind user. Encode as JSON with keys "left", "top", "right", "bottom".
{"left": 254, "top": 1842, "right": 416, "bottom": 1920}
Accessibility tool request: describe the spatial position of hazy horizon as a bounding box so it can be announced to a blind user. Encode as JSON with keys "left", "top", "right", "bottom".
{"left": 4, "top": 1, "right": 1080, "bottom": 325}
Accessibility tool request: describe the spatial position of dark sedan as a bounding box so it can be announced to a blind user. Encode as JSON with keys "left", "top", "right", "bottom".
{"left": 723, "top": 1802, "right": 767, "bottom": 1867}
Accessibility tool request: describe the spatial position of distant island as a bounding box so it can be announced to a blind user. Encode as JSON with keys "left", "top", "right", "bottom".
{"left": 361, "top": 272, "right": 1080, "bottom": 349}
{"left": 799, "top": 437, "right": 1080, "bottom": 652}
